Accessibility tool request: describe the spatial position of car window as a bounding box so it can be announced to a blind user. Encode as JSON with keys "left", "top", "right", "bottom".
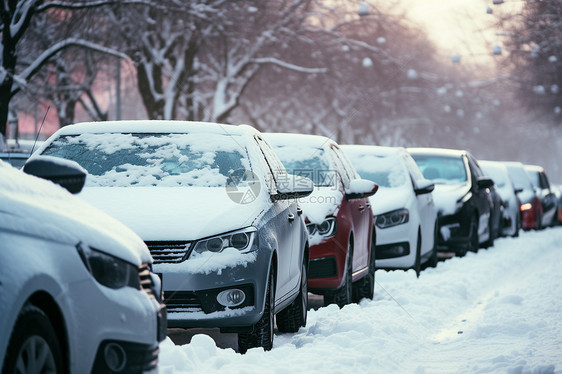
{"left": 330, "top": 145, "right": 353, "bottom": 189}
{"left": 411, "top": 154, "right": 467, "bottom": 185}
{"left": 540, "top": 172, "right": 550, "bottom": 189}
{"left": 346, "top": 151, "right": 408, "bottom": 189}
{"left": 506, "top": 165, "right": 534, "bottom": 190}
{"left": 480, "top": 164, "right": 508, "bottom": 188}
{"left": 254, "top": 135, "right": 288, "bottom": 192}
{"left": 270, "top": 143, "right": 336, "bottom": 187}
{"left": 41, "top": 133, "right": 251, "bottom": 187}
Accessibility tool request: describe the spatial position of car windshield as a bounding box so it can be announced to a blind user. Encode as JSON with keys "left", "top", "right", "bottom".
{"left": 526, "top": 170, "right": 540, "bottom": 188}
{"left": 506, "top": 165, "right": 534, "bottom": 191}
{"left": 269, "top": 144, "right": 335, "bottom": 187}
{"left": 346, "top": 153, "right": 407, "bottom": 188}
{"left": 411, "top": 154, "right": 467, "bottom": 185}
{"left": 481, "top": 165, "right": 508, "bottom": 188}
{"left": 41, "top": 133, "right": 251, "bottom": 187}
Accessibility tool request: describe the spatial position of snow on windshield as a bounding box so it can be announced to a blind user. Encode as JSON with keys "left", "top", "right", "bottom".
{"left": 41, "top": 133, "right": 251, "bottom": 188}
{"left": 345, "top": 153, "right": 407, "bottom": 188}
{"left": 506, "top": 165, "right": 534, "bottom": 191}
{"left": 269, "top": 144, "right": 336, "bottom": 187}
{"left": 480, "top": 164, "right": 508, "bottom": 188}
{"left": 412, "top": 155, "right": 467, "bottom": 185}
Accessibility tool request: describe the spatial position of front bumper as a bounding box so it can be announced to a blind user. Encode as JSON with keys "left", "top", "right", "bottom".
{"left": 154, "top": 249, "right": 270, "bottom": 330}
{"left": 308, "top": 236, "right": 348, "bottom": 292}
{"left": 374, "top": 220, "right": 416, "bottom": 269}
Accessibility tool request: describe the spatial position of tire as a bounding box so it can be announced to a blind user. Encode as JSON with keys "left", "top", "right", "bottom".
{"left": 483, "top": 215, "right": 495, "bottom": 248}
{"left": 238, "top": 268, "right": 275, "bottom": 354}
{"left": 428, "top": 221, "right": 439, "bottom": 268}
{"left": 276, "top": 260, "right": 308, "bottom": 333}
{"left": 413, "top": 231, "right": 422, "bottom": 278}
{"left": 513, "top": 214, "right": 520, "bottom": 238}
{"left": 352, "top": 232, "right": 376, "bottom": 302}
{"left": 3, "top": 305, "right": 63, "bottom": 374}
{"left": 324, "top": 241, "right": 353, "bottom": 308}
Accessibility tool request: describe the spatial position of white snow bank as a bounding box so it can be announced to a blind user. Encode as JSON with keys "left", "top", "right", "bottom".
{"left": 159, "top": 228, "right": 562, "bottom": 374}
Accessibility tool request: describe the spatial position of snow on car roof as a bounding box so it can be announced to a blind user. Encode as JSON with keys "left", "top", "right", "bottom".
{"left": 407, "top": 147, "right": 466, "bottom": 157}
{"left": 0, "top": 160, "right": 151, "bottom": 265}
{"left": 263, "top": 132, "right": 336, "bottom": 149}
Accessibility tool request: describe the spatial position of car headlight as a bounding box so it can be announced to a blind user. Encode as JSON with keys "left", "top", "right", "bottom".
{"left": 76, "top": 244, "right": 140, "bottom": 290}
{"left": 375, "top": 209, "right": 409, "bottom": 229}
{"left": 306, "top": 217, "right": 337, "bottom": 237}
{"left": 192, "top": 227, "right": 257, "bottom": 254}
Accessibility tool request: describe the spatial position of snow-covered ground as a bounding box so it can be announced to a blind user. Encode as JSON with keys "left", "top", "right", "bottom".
{"left": 159, "top": 228, "right": 562, "bottom": 374}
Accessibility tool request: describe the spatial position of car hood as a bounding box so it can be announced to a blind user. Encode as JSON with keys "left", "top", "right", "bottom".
{"left": 432, "top": 183, "right": 471, "bottom": 215}
{"left": 78, "top": 187, "right": 267, "bottom": 241}
{"left": 299, "top": 186, "right": 343, "bottom": 224}
{"left": 368, "top": 187, "right": 411, "bottom": 215}
{"left": 0, "top": 161, "right": 150, "bottom": 266}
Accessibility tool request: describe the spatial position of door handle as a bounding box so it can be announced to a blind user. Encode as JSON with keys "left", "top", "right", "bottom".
{"left": 297, "top": 207, "right": 303, "bottom": 216}
{"left": 288, "top": 213, "right": 295, "bottom": 222}
{"left": 359, "top": 205, "right": 366, "bottom": 212}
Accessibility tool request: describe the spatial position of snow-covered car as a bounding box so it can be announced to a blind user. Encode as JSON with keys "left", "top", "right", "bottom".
{"left": 35, "top": 120, "right": 313, "bottom": 353}
{"left": 553, "top": 184, "right": 562, "bottom": 225}
{"left": 408, "top": 148, "right": 494, "bottom": 256}
{"left": 264, "top": 133, "right": 378, "bottom": 307}
{"left": 503, "top": 161, "right": 541, "bottom": 230}
{"left": 342, "top": 145, "right": 438, "bottom": 277}
{"left": 479, "top": 160, "right": 521, "bottom": 237}
{"left": 0, "top": 157, "right": 165, "bottom": 374}
{"left": 524, "top": 164, "right": 558, "bottom": 227}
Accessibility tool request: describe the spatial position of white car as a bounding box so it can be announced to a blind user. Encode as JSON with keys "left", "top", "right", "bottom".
{"left": 34, "top": 120, "right": 313, "bottom": 353}
{"left": 479, "top": 160, "right": 520, "bottom": 237}
{"left": 0, "top": 158, "right": 165, "bottom": 374}
{"left": 342, "top": 145, "right": 438, "bottom": 276}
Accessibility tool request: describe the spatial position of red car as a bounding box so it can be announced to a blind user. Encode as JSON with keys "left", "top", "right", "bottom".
{"left": 264, "top": 133, "right": 378, "bottom": 307}
{"left": 503, "top": 162, "right": 542, "bottom": 230}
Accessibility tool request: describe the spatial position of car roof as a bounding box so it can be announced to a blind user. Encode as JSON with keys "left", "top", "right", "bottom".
{"left": 523, "top": 164, "right": 544, "bottom": 173}
{"left": 263, "top": 132, "right": 337, "bottom": 149}
{"left": 43, "top": 120, "right": 259, "bottom": 137}
{"left": 407, "top": 147, "right": 467, "bottom": 157}
{"left": 340, "top": 144, "right": 405, "bottom": 157}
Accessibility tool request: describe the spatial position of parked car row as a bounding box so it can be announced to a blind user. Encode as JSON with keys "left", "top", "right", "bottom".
{"left": 2, "top": 119, "right": 560, "bottom": 371}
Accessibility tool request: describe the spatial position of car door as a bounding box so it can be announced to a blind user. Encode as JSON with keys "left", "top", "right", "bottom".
{"left": 331, "top": 145, "right": 370, "bottom": 273}
{"left": 254, "top": 136, "right": 300, "bottom": 298}
{"left": 404, "top": 153, "right": 435, "bottom": 255}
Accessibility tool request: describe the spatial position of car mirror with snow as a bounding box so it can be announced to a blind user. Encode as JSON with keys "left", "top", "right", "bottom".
{"left": 272, "top": 174, "right": 314, "bottom": 200}
{"left": 23, "top": 155, "right": 87, "bottom": 194}
{"left": 345, "top": 179, "right": 378, "bottom": 200}
{"left": 414, "top": 178, "right": 435, "bottom": 195}
{"left": 477, "top": 176, "right": 494, "bottom": 190}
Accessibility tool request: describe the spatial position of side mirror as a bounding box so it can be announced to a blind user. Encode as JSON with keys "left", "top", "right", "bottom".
{"left": 414, "top": 178, "right": 435, "bottom": 195}
{"left": 345, "top": 179, "right": 378, "bottom": 200}
{"left": 272, "top": 174, "right": 314, "bottom": 201}
{"left": 477, "top": 176, "right": 494, "bottom": 190}
{"left": 23, "top": 156, "right": 87, "bottom": 194}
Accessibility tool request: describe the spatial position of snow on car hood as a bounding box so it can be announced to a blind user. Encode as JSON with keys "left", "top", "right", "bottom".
{"left": 368, "top": 186, "right": 411, "bottom": 215}
{"left": 432, "top": 183, "right": 471, "bottom": 215}
{"left": 299, "top": 186, "right": 343, "bottom": 224}
{"left": 77, "top": 186, "right": 267, "bottom": 241}
{"left": 0, "top": 161, "right": 150, "bottom": 265}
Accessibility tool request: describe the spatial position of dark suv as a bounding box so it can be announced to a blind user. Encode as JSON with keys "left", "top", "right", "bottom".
{"left": 408, "top": 148, "right": 494, "bottom": 256}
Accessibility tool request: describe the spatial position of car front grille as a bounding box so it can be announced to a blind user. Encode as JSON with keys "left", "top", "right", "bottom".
{"left": 145, "top": 241, "right": 191, "bottom": 263}
{"left": 138, "top": 264, "right": 156, "bottom": 297}
{"left": 164, "top": 291, "right": 203, "bottom": 313}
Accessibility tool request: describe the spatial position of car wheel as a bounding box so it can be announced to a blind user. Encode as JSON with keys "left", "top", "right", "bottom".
{"left": 276, "top": 259, "right": 308, "bottom": 333}
{"left": 238, "top": 267, "right": 275, "bottom": 354}
{"left": 413, "top": 231, "right": 422, "bottom": 278}
{"left": 483, "top": 214, "right": 495, "bottom": 248}
{"left": 428, "top": 221, "right": 439, "bottom": 268}
{"left": 3, "top": 305, "right": 63, "bottom": 374}
{"left": 352, "top": 231, "right": 376, "bottom": 302}
{"left": 513, "top": 214, "right": 520, "bottom": 238}
{"left": 324, "top": 241, "right": 353, "bottom": 308}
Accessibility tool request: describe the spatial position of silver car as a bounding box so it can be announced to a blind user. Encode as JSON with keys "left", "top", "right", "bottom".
{"left": 0, "top": 158, "right": 165, "bottom": 374}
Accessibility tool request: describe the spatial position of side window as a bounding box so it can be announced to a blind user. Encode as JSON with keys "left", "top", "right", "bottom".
{"left": 254, "top": 135, "right": 287, "bottom": 192}
{"left": 540, "top": 172, "right": 550, "bottom": 189}
{"left": 330, "top": 145, "right": 352, "bottom": 189}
